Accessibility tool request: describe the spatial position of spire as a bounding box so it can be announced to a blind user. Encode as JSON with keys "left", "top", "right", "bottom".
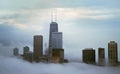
{"left": 55, "top": 9, "right": 57, "bottom": 22}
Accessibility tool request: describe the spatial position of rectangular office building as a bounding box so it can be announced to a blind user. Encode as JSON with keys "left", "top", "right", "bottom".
{"left": 82, "top": 48, "right": 95, "bottom": 64}
{"left": 108, "top": 41, "right": 118, "bottom": 66}
{"left": 98, "top": 48, "right": 105, "bottom": 66}
{"left": 33, "top": 35, "right": 43, "bottom": 62}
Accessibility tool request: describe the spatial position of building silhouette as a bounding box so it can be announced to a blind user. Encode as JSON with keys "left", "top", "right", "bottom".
{"left": 48, "top": 22, "right": 58, "bottom": 56}
{"left": 23, "top": 46, "right": 29, "bottom": 55}
{"left": 49, "top": 22, "right": 58, "bottom": 49}
{"left": 82, "top": 48, "right": 95, "bottom": 64}
{"left": 98, "top": 48, "right": 105, "bottom": 66}
{"left": 48, "top": 20, "right": 64, "bottom": 63}
{"left": 108, "top": 41, "right": 118, "bottom": 66}
{"left": 33, "top": 35, "right": 43, "bottom": 62}
{"left": 13, "top": 48, "right": 19, "bottom": 56}
{"left": 13, "top": 13, "right": 66, "bottom": 64}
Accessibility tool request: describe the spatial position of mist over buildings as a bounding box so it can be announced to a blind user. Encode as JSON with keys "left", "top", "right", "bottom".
{"left": 0, "top": 55, "right": 120, "bottom": 74}
{"left": 0, "top": 0, "right": 120, "bottom": 74}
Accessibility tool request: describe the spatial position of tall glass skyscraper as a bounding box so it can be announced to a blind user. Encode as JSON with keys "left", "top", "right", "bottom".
{"left": 49, "top": 22, "right": 58, "bottom": 49}
{"left": 48, "top": 21, "right": 63, "bottom": 62}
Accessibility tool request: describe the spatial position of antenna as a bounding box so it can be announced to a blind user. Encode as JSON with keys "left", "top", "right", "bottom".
{"left": 55, "top": 9, "right": 57, "bottom": 22}
{"left": 51, "top": 9, "right": 53, "bottom": 22}
{"left": 51, "top": 8, "right": 57, "bottom": 22}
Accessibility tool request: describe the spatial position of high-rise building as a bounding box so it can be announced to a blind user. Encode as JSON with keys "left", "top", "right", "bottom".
{"left": 82, "top": 48, "right": 95, "bottom": 64}
{"left": 13, "top": 48, "right": 19, "bottom": 56}
{"left": 51, "top": 32, "right": 63, "bottom": 49}
{"left": 33, "top": 35, "right": 43, "bottom": 62}
{"left": 51, "top": 48, "right": 64, "bottom": 63}
{"left": 108, "top": 41, "right": 118, "bottom": 66}
{"left": 23, "top": 46, "right": 29, "bottom": 55}
{"left": 48, "top": 18, "right": 64, "bottom": 63}
{"left": 48, "top": 22, "right": 59, "bottom": 61}
{"left": 49, "top": 22, "right": 58, "bottom": 49}
{"left": 98, "top": 48, "right": 105, "bottom": 66}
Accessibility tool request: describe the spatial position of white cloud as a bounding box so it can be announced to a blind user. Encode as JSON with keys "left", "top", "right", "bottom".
{"left": 0, "top": 8, "right": 120, "bottom": 30}
{"left": 0, "top": 56, "right": 120, "bottom": 74}
{"left": 55, "top": 8, "right": 120, "bottom": 20}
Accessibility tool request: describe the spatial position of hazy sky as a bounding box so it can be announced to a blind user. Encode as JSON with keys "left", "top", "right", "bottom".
{"left": 0, "top": 0, "right": 120, "bottom": 58}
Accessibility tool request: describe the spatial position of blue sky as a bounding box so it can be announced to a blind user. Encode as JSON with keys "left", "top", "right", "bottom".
{"left": 0, "top": 0, "right": 120, "bottom": 61}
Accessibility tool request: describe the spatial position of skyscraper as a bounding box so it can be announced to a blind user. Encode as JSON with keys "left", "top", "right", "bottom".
{"left": 108, "top": 41, "right": 118, "bottom": 66}
{"left": 48, "top": 22, "right": 59, "bottom": 61}
{"left": 82, "top": 48, "right": 96, "bottom": 64}
{"left": 51, "top": 32, "right": 63, "bottom": 49}
{"left": 48, "top": 12, "right": 64, "bottom": 63}
{"left": 33, "top": 35, "right": 43, "bottom": 62}
{"left": 98, "top": 48, "right": 105, "bottom": 66}
{"left": 49, "top": 22, "right": 58, "bottom": 49}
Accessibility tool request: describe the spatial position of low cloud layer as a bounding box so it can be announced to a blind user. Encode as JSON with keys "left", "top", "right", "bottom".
{"left": 0, "top": 56, "right": 120, "bottom": 74}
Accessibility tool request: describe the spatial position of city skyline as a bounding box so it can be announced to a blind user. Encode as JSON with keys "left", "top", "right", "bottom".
{"left": 1, "top": 10, "right": 120, "bottom": 61}
{"left": 0, "top": 1, "right": 120, "bottom": 61}
{"left": 0, "top": 0, "right": 120, "bottom": 74}
{"left": 12, "top": 19, "right": 119, "bottom": 65}
{"left": 11, "top": 16, "right": 119, "bottom": 66}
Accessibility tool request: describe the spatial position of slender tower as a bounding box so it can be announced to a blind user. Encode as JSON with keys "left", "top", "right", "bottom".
{"left": 48, "top": 9, "right": 63, "bottom": 63}
{"left": 98, "top": 48, "right": 105, "bottom": 66}
{"left": 49, "top": 22, "right": 58, "bottom": 48}
{"left": 33, "top": 35, "right": 43, "bottom": 62}
{"left": 48, "top": 9, "right": 58, "bottom": 56}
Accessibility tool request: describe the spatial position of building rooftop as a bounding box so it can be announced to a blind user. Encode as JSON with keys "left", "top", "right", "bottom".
{"left": 50, "top": 22, "right": 58, "bottom": 25}
{"left": 109, "top": 41, "right": 116, "bottom": 43}
{"left": 83, "top": 48, "right": 94, "bottom": 50}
